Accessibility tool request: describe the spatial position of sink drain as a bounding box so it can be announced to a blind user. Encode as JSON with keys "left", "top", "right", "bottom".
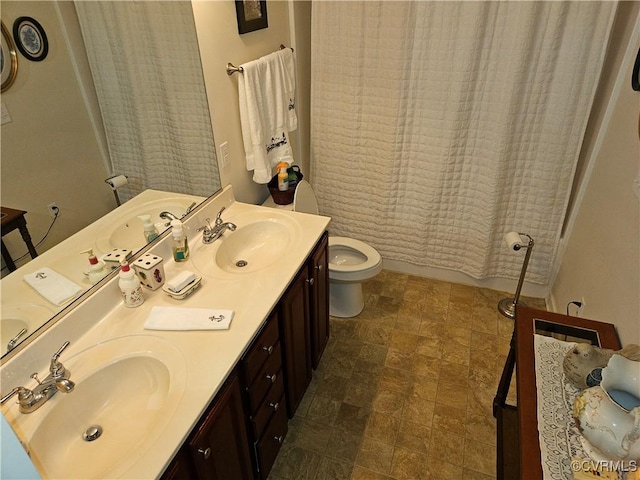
{"left": 83, "top": 425, "right": 103, "bottom": 442}
{"left": 235, "top": 260, "right": 248, "bottom": 268}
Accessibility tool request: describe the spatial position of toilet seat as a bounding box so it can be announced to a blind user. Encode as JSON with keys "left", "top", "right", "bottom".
{"left": 329, "top": 236, "right": 382, "bottom": 283}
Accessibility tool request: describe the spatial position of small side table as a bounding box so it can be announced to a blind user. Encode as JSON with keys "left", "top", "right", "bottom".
{"left": 1, "top": 206, "right": 39, "bottom": 272}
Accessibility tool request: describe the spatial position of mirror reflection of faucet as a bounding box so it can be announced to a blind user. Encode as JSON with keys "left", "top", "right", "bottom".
{"left": 0, "top": 341, "right": 75, "bottom": 413}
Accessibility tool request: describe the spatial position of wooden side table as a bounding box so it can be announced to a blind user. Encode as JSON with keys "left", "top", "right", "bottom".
{"left": 494, "top": 306, "right": 621, "bottom": 479}
{"left": 1, "top": 206, "right": 39, "bottom": 272}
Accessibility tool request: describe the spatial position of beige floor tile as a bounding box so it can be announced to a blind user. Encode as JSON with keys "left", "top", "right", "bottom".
{"left": 436, "top": 381, "right": 468, "bottom": 411}
{"left": 350, "top": 466, "right": 393, "bottom": 480}
{"left": 432, "top": 402, "right": 466, "bottom": 436}
{"left": 463, "top": 436, "right": 497, "bottom": 476}
{"left": 315, "top": 457, "right": 354, "bottom": 480}
{"left": 389, "top": 447, "right": 429, "bottom": 480}
{"left": 428, "top": 428, "right": 465, "bottom": 461}
{"left": 355, "top": 437, "right": 395, "bottom": 474}
{"left": 425, "top": 458, "right": 464, "bottom": 480}
{"left": 395, "top": 418, "right": 431, "bottom": 454}
{"left": 365, "top": 410, "right": 401, "bottom": 445}
{"left": 403, "top": 393, "right": 436, "bottom": 427}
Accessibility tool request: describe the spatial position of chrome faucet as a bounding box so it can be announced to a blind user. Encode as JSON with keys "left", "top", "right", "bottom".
{"left": 159, "top": 211, "right": 179, "bottom": 222}
{"left": 198, "top": 207, "right": 237, "bottom": 244}
{"left": 0, "top": 341, "right": 75, "bottom": 414}
{"left": 6, "top": 328, "right": 27, "bottom": 352}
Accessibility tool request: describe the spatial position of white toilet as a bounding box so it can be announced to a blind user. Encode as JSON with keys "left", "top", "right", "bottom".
{"left": 263, "top": 180, "right": 382, "bottom": 317}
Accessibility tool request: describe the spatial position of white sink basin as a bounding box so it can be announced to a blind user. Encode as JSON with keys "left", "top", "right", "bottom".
{"left": 95, "top": 197, "right": 196, "bottom": 255}
{"left": 26, "top": 335, "right": 186, "bottom": 479}
{"left": 192, "top": 209, "right": 302, "bottom": 278}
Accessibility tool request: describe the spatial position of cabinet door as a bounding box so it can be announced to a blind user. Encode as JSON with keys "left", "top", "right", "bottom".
{"left": 309, "top": 232, "right": 329, "bottom": 369}
{"left": 187, "top": 373, "right": 253, "bottom": 480}
{"left": 278, "top": 266, "right": 312, "bottom": 418}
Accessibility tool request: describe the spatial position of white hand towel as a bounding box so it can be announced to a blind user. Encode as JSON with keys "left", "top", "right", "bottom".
{"left": 238, "top": 48, "right": 297, "bottom": 183}
{"left": 23, "top": 268, "right": 84, "bottom": 306}
{"left": 143, "top": 306, "right": 234, "bottom": 331}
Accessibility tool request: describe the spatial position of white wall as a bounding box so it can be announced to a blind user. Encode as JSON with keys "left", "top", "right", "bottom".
{"left": 551, "top": 16, "right": 640, "bottom": 345}
{"left": 192, "top": 0, "right": 309, "bottom": 206}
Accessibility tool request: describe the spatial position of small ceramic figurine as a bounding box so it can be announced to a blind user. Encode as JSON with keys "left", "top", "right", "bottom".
{"left": 564, "top": 344, "right": 640, "bottom": 390}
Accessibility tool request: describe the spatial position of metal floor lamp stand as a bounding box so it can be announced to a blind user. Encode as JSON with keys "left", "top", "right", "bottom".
{"left": 498, "top": 233, "right": 535, "bottom": 319}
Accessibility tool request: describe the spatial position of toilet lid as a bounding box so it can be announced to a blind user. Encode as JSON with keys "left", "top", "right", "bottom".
{"left": 293, "top": 180, "right": 319, "bottom": 215}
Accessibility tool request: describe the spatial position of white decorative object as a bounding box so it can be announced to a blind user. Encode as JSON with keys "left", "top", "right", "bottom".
{"left": 573, "top": 355, "right": 640, "bottom": 462}
{"left": 132, "top": 253, "right": 165, "bottom": 291}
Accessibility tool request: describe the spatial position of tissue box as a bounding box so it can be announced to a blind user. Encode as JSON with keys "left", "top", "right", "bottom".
{"left": 133, "top": 253, "right": 165, "bottom": 290}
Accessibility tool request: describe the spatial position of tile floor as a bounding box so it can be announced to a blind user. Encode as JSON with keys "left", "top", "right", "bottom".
{"left": 268, "top": 270, "right": 545, "bottom": 480}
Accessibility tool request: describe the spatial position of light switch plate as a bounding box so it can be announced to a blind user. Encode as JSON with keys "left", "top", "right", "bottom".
{"left": 219, "top": 141, "right": 230, "bottom": 168}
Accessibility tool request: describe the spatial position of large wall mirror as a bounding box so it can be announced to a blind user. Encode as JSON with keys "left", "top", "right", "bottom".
{"left": 0, "top": 1, "right": 222, "bottom": 358}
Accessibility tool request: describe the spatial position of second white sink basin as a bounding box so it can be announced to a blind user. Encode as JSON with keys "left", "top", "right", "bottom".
{"left": 26, "top": 335, "right": 186, "bottom": 479}
{"left": 192, "top": 208, "right": 303, "bottom": 278}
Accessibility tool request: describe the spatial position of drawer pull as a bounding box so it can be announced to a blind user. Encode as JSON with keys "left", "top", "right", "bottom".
{"left": 315, "top": 264, "right": 323, "bottom": 271}
{"left": 266, "top": 373, "right": 277, "bottom": 383}
{"left": 269, "top": 401, "right": 280, "bottom": 411}
{"left": 306, "top": 278, "right": 315, "bottom": 286}
{"left": 261, "top": 345, "right": 274, "bottom": 355}
{"left": 197, "top": 447, "right": 211, "bottom": 459}
{"left": 274, "top": 435, "right": 284, "bottom": 445}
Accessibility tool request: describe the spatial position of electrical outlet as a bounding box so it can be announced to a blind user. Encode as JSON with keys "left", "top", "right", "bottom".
{"left": 47, "top": 202, "right": 59, "bottom": 218}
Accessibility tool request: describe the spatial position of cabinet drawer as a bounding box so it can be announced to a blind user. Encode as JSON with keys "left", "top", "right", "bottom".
{"left": 249, "top": 370, "right": 285, "bottom": 439}
{"left": 243, "top": 312, "right": 280, "bottom": 385}
{"left": 247, "top": 341, "right": 282, "bottom": 413}
{"left": 255, "top": 395, "right": 288, "bottom": 479}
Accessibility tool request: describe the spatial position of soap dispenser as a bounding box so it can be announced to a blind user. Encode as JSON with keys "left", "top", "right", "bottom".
{"left": 81, "top": 249, "right": 107, "bottom": 285}
{"left": 171, "top": 219, "right": 189, "bottom": 262}
{"left": 139, "top": 215, "right": 159, "bottom": 242}
{"left": 118, "top": 260, "right": 144, "bottom": 307}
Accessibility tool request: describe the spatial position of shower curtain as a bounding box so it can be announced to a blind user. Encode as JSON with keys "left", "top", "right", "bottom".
{"left": 311, "top": 1, "right": 616, "bottom": 284}
{"left": 75, "top": 1, "right": 219, "bottom": 202}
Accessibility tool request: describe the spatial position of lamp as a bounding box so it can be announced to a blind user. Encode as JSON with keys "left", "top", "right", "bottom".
{"left": 498, "top": 232, "right": 535, "bottom": 319}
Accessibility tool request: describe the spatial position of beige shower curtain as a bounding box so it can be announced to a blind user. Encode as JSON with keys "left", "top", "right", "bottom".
{"left": 75, "top": 1, "right": 219, "bottom": 202}
{"left": 310, "top": 1, "right": 616, "bottom": 285}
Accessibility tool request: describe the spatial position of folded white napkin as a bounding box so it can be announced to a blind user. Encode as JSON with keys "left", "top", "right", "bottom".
{"left": 143, "top": 306, "right": 234, "bottom": 331}
{"left": 23, "top": 267, "right": 84, "bottom": 306}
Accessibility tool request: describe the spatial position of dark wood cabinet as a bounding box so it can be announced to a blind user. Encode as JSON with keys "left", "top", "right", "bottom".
{"left": 309, "top": 232, "right": 329, "bottom": 370}
{"left": 240, "top": 311, "right": 288, "bottom": 479}
{"left": 278, "top": 264, "right": 312, "bottom": 418}
{"left": 161, "top": 232, "right": 330, "bottom": 480}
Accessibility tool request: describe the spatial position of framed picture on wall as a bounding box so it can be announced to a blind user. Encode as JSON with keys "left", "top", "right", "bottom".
{"left": 235, "top": 0, "right": 268, "bottom": 35}
{"left": 13, "top": 16, "right": 48, "bottom": 62}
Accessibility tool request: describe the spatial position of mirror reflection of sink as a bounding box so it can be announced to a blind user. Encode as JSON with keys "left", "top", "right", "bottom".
{"left": 1, "top": 303, "right": 54, "bottom": 353}
{"left": 95, "top": 197, "right": 196, "bottom": 254}
{"left": 192, "top": 210, "right": 302, "bottom": 277}
{"left": 26, "top": 335, "right": 186, "bottom": 479}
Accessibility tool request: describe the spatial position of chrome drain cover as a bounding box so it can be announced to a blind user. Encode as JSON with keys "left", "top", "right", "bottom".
{"left": 235, "top": 260, "right": 248, "bottom": 268}
{"left": 83, "top": 425, "right": 103, "bottom": 442}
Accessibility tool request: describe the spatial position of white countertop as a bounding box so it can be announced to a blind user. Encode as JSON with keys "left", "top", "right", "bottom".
{"left": 0, "top": 185, "right": 330, "bottom": 479}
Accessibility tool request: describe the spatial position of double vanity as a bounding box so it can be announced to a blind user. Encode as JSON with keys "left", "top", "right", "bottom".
{"left": 1, "top": 185, "right": 331, "bottom": 479}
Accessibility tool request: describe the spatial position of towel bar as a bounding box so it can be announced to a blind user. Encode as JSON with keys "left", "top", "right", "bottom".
{"left": 226, "top": 45, "right": 293, "bottom": 76}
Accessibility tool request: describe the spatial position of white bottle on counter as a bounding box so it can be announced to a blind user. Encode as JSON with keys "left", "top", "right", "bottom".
{"left": 118, "top": 261, "right": 144, "bottom": 307}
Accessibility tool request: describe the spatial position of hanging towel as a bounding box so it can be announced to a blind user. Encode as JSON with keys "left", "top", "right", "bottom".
{"left": 143, "top": 306, "right": 234, "bottom": 331}
{"left": 23, "top": 268, "right": 84, "bottom": 306}
{"left": 238, "top": 48, "right": 297, "bottom": 183}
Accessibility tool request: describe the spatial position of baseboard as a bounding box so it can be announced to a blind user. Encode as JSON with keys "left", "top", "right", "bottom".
{"left": 382, "top": 258, "right": 549, "bottom": 299}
